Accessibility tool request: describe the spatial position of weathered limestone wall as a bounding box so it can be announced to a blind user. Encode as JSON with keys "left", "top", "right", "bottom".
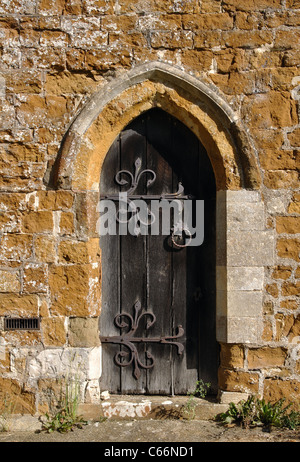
{"left": 0, "top": 0, "right": 299, "bottom": 414}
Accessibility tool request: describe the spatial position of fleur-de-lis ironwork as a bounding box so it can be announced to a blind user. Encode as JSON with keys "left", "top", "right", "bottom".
{"left": 115, "top": 157, "right": 156, "bottom": 195}
{"left": 100, "top": 300, "right": 185, "bottom": 380}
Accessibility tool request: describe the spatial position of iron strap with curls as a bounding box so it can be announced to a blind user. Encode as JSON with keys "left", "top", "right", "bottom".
{"left": 100, "top": 301, "right": 185, "bottom": 380}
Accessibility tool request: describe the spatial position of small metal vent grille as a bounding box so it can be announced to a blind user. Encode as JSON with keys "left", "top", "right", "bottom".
{"left": 4, "top": 317, "right": 40, "bottom": 331}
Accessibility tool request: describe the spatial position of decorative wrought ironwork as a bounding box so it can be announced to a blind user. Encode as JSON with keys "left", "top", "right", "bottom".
{"left": 100, "top": 300, "right": 185, "bottom": 380}
{"left": 100, "top": 157, "right": 195, "bottom": 246}
{"left": 100, "top": 156, "right": 193, "bottom": 201}
{"left": 115, "top": 157, "right": 156, "bottom": 195}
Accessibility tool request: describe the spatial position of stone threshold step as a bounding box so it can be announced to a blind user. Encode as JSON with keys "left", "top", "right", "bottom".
{"left": 78, "top": 395, "right": 229, "bottom": 421}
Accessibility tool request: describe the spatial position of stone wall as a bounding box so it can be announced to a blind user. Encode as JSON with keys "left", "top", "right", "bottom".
{"left": 0, "top": 0, "right": 299, "bottom": 414}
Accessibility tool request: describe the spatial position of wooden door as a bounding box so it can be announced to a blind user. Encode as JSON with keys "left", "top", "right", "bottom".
{"left": 99, "top": 109, "right": 218, "bottom": 395}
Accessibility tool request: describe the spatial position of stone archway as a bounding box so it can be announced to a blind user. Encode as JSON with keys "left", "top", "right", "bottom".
{"left": 54, "top": 61, "right": 261, "bottom": 192}
{"left": 53, "top": 61, "right": 272, "bottom": 401}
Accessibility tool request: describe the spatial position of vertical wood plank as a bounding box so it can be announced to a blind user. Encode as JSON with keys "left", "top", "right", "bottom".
{"left": 197, "top": 142, "right": 218, "bottom": 392}
{"left": 119, "top": 121, "right": 148, "bottom": 393}
{"left": 171, "top": 117, "right": 200, "bottom": 394}
{"left": 146, "top": 111, "right": 174, "bottom": 394}
{"left": 99, "top": 135, "right": 121, "bottom": 393}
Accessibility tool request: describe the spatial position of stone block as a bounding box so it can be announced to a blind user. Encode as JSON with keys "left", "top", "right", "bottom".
{"left": 16, "top": 95, "right": 68, "bottom": 127}
{"left": 82, "top": 0, "right": 113, "bottom": 15}
{"left": 216, "top": 291, "right": 227, "bottom": 317}
{"left": 0, "top": 234, "right": 33, "bottom": 261}
{"left": 180, "top": 49, "right": 214, "bottom": 71}
{"left": 75, "top": 191, "right": 100, "bottom": 239}
{"left": 23, "top": 263, "right": 48, "bottom": 294}
{"left": 45, "top": 71, "right": 100, "bottom": 96}
{"left": 151, "top": 30, "right": 194, "bottom": 49}
{"left": 217, "top": 189, "right": 261, "bottom": 204}
{"left": 49, "top": 264, "right": 100, "bottom": 316}
{"left": 193, "top": 30, "right": 222, "bottom": 49}
{"left": 217, "top": 266, "right": 264, "bottom": 291}
{"left": 262, "top": 318, "right": 273, "bottom": 342}
{"left": 0, "top": 294, "right": 39, "bottom": 316}
{"left": 266, "top": 283, "right": 279, "bottom": 297}
{"left": 227, "top": 230, "right": 274, "bottom": 266}
{"left": 182, "top": 12, "right": 233, "bottom": 30}
{"left": 37, "top": 190, "right": 74, "bottom": 211}
{"left": 216, "top": 315, "right": 227, "bottom": 343}
{"left": 277, "top": 238, "right": 300, "bottom": 261}
{"left": 0, "top": 98, "right": 15, "bottom": 130}
{"left": 281, "top": 281, "right": 300, "bottom": 296}
{"left": 226, "top": 316, "right": 261, "bottom": 343}
{"left": 227, "top": 202, "right": 265, "bottom": 230}
{"left": 59, "top": 211, "right": 75, "bottom": 235}
{"left": 87, "top": 346, "right": 102, "bottom": 380}
{"left": 38, "top": 0, "right": 66, "bottom": 15}
{"left": 216, "top": 314, "right": 262, "bottom": 343}
{"left": 227, "top": 290, "right": 263, "bottom": 317}
{"left": 264, "top": 189, "right": 292, "bottom": 215}
{"left": 222, "top": 0, "right": 281, "bottom": 11}
{"left": 276, "top": 216, "right": 300, "bottom": 234}
{"left": 0, "top": 377, "right": 36, "bottom": 415}
{"left": 218, "top": 368, "right": 259, "bottom": 394}
{"left": 0, "top": 193, "right": 25, "bottom": 211}
{"left": 287, "top": 315, "right": 300, "bottom": 342}
{"left": 244, "top": 91, "right": 298, "bottom": 129}
{"left": 247, "top": 347, "right": 288, "bottom": 369}
{"left": 259, "top": 149, "right": 299, "bottom": 170}
{"left": 58, "top": 238, "right": 100, "bottom": 264}
{"left": 222, "top": 30, "right": 273, "bottom": 49}
{"left": 68, "top": 317, "right": 100, "bottom": 347}
{"left": 37, "top": 377, "right": 68, "bottom": 414}
{"left": 84, "top": 378, "right": 101, "bottom": 404}
{"left": 28, "top": 347, "right": 102, "bottom": 382}
{"left": 0, "top": 270, "right": 20, "bottom": 292}
{"left": 216, "top": 200, "right": 226, "bottom": 266}
{"left": 288, "top": 192, "right": 300, "bottom": 214}
{"left": 21, "top": 47, "right": 66, "bottom": 71}
{"left": 264, "top": 378, "right": 300, "bottom": 407}
{"left": 40, "top": 31, "right": 70, "bottom": 48}
{"left": 218, "top": 391, "right": 250, "bottom": 404}
{"left": 4, "top": 143, "right": 45, "bottom": 162}
{"left": 274, "top": 30, "right": 300, "bottom": 50}
{"left": 34, "top": 236, "right": 56, "bottom": 263}
{"left": 264, "top": 170, "right": 299, "bottom": 189}
{"left": 219, "top": 343, "right": 244, "bottom": 368}
{"left": 42, "top": 317, "right": 67, "bottom": 347}
{"left": 5, "top": 415, "right": 42, "bottom": 432}
{"left": 280, "top": 299, "right": 298, "bottom": 311}
{"left": 228, "top": 266, "right": 264, "bottom": 290}
{"left": 21, "top": 211, "right": 53, "bottom": 234}
{"left": 5, "top": 70, "right": 43, "bottom": 95}
{"left": 275, "top": 313, "right": 295, "bottom": 341}
{"left": 217, "top": 289, "right": 263, "bottom": 318}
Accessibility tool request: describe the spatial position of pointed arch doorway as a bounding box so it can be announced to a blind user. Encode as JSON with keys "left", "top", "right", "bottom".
{"left": 99, "top": 108, "right": 218, "bottom": 395}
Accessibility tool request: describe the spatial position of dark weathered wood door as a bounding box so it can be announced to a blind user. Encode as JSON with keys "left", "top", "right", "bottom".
{"left": 100, "top": 109, "right": 218, "bottom": 395}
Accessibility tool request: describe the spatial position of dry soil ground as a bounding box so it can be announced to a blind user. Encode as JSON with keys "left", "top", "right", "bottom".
{"left": 0, "top": 418, "right": 299, "bottom": 444}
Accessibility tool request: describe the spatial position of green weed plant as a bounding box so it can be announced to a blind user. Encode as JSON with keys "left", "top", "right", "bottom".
{"left": 41, "top": 376, "right": 87, "bottom": 434}
{"left": 217, "top": 395, "right": 300, "bottom": 430}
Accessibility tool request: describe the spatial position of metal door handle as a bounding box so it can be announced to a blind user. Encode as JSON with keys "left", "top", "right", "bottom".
{"left": 170, "top": 226, "right": 192, "bottom": 248}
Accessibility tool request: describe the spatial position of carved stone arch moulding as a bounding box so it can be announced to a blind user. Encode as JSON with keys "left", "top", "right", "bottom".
{"left": 54, "top": 61, "right": 261, "bottom": 192}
